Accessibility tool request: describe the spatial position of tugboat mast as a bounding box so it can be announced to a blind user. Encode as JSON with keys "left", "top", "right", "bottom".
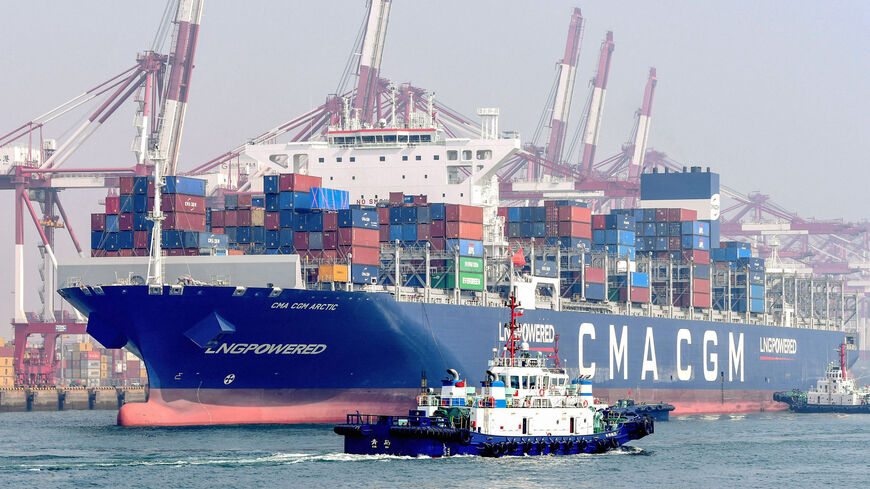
{"left": 504, "top": 295, "right": 523, "bottom": 360}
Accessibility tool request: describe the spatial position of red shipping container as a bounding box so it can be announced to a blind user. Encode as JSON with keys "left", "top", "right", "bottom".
{"left": 668, "top": 236, "right": 682, "bottom": 250}
{"left": 591, "top": 214, "right": 607, "bottom": 229}
{"left": 497, "top": 207, "right": 508, "bottom": 220}
{"left": 167, "top": 249, "right": 184, "bottom": 256}
{"left": 211, "top": 210, "right": 225, "bottom": 228}
{"left": 164, "top": 212, "right": 207, "bottom": 232}
{"left": 321, "top": 250, "right": 338, "bottom": 260}
{"left": 338, "top": 245, "right": 380, "bottom": 265}
{"left": 118, "top": 249, "right": 133, "bottom": 257}
{"left": 585, "top": 267, "right": 605, "bottom": 283}
{"left": 236, "top": 193, "right": 253, "bottom": 209}
{"left": 185, "top": 248, "right": 199, "bottom": 256}
{"left": 619, "top": 287, "right": 650, "bottom": 303}
{"left": 558, "top": 221, "right": 592, "bottom": 239}
{"left": 445, "top": 204, "right": 483, "bottom": 223}
{"left": 545, "top": 207, "right": 559, "bottom": 222}
{"left": 132, "top": 248, "right": 149, "bottom": 256}
{"left": 210, "top": 227, "right": 224, "bottom": 234}
{"left": 694, "top": 292, "right": 711, "bottom": 308}
{"left": 429, "top": 237, "right": 446, "bottom": 251}
{"left": 295, "top": 232, "right": 309, "bottom": 250}
{"left": 237, "top": 209, "right": 252, "bottom": 227}
{"left": 278, "top": 173, "right": 322, "bottom": 193}
{"left": 90, "top": 249, "right": 104, "bottom": 257}
{"left": 118, "top": 213, "right": 134, "bottom": 231}
{"left": 119, "top": 176, "right": 135, "bottom": 195}
{"left": 429, "top": 219, "right": 446, "bottom": 237}
{"left": 682, "top": 250, "right": 710, "bottom": 265}
{"left": 389, "top": 192, "right": 404, "bottom": 205}
{"left": 224, "top": 210, "right": 238, "bottom": 227}
{"left": 655, "top": 208, "right": 669, "bottom": 222}
{"left": 339, "top": 228, "right": 379, "bottom": 247}
{"left": 264, "top": 212, "right": 280, "bottom": 230}
{"left": 323, "top": 212, "right": 338, "bottom": 231}
{"left": 445, "top": 221, "right": 483, "bottom": 240}
{"left": 534, "top": 237, "right": 546, "bottom": 246}
{"left": 667, "top": 208, "right": 697, "bottom": 222}
{"left": 693, "top": 278, "right": 710, "bottom": 294}
{"left": 105, "top": 196, "right": 120, "bottom": 215}
{"left": 106, "top": 251, "right": 120, "bottom": 257}
{"left": 91, "top": 213, "right": 106, "bottom": 231}
{"left": 417, "top": 223, "right": 431, "bottom": 241}
{"left": 133, "top": 231, "right": 149, "bottom": 249}
{"left": 545, "top": 222, "right": 559, "bottom": 237}
{"left": 162, "top": 194, "right": 207, "bottom": 214}
{"left": 322, "top": 231, "right": 337, "bottom": 250}
{"left": 558, "top": 205, "right": 592, "bottom": 223}
{"left": 377, "top": 207, "right": 390, "bottom": 223}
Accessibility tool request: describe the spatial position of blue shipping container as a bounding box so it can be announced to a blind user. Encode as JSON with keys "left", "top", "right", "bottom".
{"left": 119, "top": 195, "right": 134, "bottom": 213}
{"left": 183, "top": 231, "right": 199, "bottom": 249}
{"left": 585, "top": 282, "right": 606, "bottom": 301}
{"left": 90, "top": 231, "right": 104, "bottom": 249}
{"left": 279, "top": 191, "right": 312, "bottom": 211}
{"left": 351, "top": 264, "right": 379, "bottom": 284}
{"left": 163, "top": 176, "right": 206, "bottom": 196}
{"left": 429, "top": 203, "right": 446, "bottom": 221}
{"left": 559, "top": 237, "right": 591, "bottom": 250}
{"left": 280, "top": 229, "right": 294, "bottom": 246}
{"left": 133, "top": 195, "right": 148, "bottom": 213}
{"left": 263, "top": 175, "right": 279, "bottom": 195}
{"left": 201, "top": 232, "right": 228, "bottom": 249}
{"left": 389, "top": 225, "right": 402, "bottom": 242}
{"left": 306, "top": 213, "right": 324, "bottom": 232}
{"left": 103, "top": 233, "right": 119, "bottom": 251}
{"left": 338, "top": 209, "right": 379, "bottom": 229}
{"left": 631, "top": 272, "right": 650, "bottom": 288}
{"left": 133, "top": 176, "right": 150, "bottom": 195}
{"left": 161, "top": 230, "right": 183, "bottom": 249}
{"left": 237, "top": 227, "right": 252, "bottom": 244}
{"left": 265, "top": 193, "right": 280, "bottom": 211}
{"left": 605, "top": 229, "right": 636, "bottom": 246}
{"left": 224, "top": 227, "right": 238, "bottom": 243}
{"left": 309, "top": 232, "right": 323, "bottom": 250}
{"left": 749, "top": 284, "right": 765, "bottom": 299}
{"left": 252, "top": 227, "right": 265, "bottom": 243}
{"left": 401, "top": 224, "right": 417, "bottom": 242}
{"left": 681, "top": 235, "right": 708, "bottom": 250}
{"left": 446, "top": 239, "right": 483, "bottom": 257}
{"left": 118, "top": 231, "right": 135, "bottom": 249}
{"left": 534, "top": 261, "right": 557, "bottom": 278}
{"left": 604, "top": 214, "right": 634, "bottom": 230}
{"left": 401, "top": 206, "right": 417, "bottom": 224}
{"left": 592, "top": 230, "right": 606, "bottom": 243}
{"left": 266, "top": 230, "right": 280, "bottom": 248}
{"left": 507, "top": 207, "right": 522, "bottom": 223}
{"left": 681, "top": 221, "right": 710, "bottom": 237}
{"left": 280, "top": 210, "right": 295, "bottom": 229}
{"left": 738, "top": 257, "right": 765, "bottom": 271}
{"left": 106, "top": 215, "right": 119, "bottom": 233}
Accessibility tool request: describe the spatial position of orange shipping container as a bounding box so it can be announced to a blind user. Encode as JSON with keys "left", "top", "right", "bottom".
{"left": 445, "top": 221, "right": 483, "bottom": 240}
{"left": 557, "top": 205, "right": 592, "bottom": 223}
{"left": 318, "top": 264, "right": 349, "bottom": 282}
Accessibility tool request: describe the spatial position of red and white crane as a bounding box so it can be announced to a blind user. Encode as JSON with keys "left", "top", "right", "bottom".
{"left": 579, "top": 31, "right": 614, "bottom": 175}
{"left": 353, "top": 0, "right": 392, "bottom": 126}
{"left": 153, "top": 0, "right": 204, "bottom": 176}
{"left": 627, "top": 67, "right": 657, "bottom": 182}
{"left": 538, "top": 7, "right": 584, "bottom": 178}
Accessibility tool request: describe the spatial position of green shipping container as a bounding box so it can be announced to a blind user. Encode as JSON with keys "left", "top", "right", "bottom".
{"left": 447, "top": 257, "right": 484, "bottom": 273}
{"left": 430, "top": 271, "right": 485, "bottom": 290}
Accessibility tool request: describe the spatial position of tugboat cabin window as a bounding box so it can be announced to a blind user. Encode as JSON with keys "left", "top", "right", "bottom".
{"left": 521, "top": 376, "right": 529, "bottom": 389}
{"left": 509, "top": 375, "right": 520, "bottom": 390}
{"left": 528, "top": 376, "right": 537, "bottom": 389}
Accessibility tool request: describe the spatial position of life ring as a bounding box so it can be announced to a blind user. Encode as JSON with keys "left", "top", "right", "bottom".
{"left": 538, "top": 388, "right": 545, "bottom": 397}
{"left": 416, "top": 395, "right": 422, "bottom": 404}
{"left": 524, "top": 398, "right": 531, "bottom": 408}
{"left": 488, "top": 397, "right": 495, "bottom": 407}
{"left": 582, "top": 399, "right": 589, "bottom": 407}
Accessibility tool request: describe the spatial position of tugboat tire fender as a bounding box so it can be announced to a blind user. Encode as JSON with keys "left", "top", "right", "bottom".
{"left": 458, "top": 429, "right": 472, "bottom": 445}
{"left": 578, "top": 439, "right": 588, "bottom": 451}
{"left": 609, "top": 438, "right": 619, "bottom": 449}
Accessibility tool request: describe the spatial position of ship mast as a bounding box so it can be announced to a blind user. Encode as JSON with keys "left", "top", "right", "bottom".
{"left": 839, "top": 343, "right": 846, "bottom": 380}
{"left": 504, "top": 295, "right": 523, "bottom": 359}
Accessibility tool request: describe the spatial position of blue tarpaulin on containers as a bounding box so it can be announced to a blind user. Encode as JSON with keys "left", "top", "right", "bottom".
{"left": 310, "top": 187, "right": 349, "bottom": 211}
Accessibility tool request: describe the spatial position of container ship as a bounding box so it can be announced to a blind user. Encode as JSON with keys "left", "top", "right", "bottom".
{"left": 57, "top": 111, "right": 859, "bottom": 426}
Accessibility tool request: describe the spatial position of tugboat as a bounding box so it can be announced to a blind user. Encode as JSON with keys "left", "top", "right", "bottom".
{"left": 773, "top": 344, "right": 870, "bottom": 413}
{"left": 609, "top": 399, "right": 675, "bottom": 422}
{"left": 334, "top": 296, "right": 654, "bottom": 457}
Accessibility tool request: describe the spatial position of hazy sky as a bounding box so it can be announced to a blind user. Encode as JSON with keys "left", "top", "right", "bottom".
{"left": 1, "top": 1, "right": 868, "bottom": 338}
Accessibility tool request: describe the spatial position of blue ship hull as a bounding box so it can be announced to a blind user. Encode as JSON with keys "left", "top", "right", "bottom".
{"left": 58, "top": 285, "right": 852, "bottom": 426}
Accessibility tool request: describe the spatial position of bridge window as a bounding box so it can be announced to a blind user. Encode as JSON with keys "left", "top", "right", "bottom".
{"left": 336, "top": 157, "right": 342, "bottom": 163}
{"left": 402, "top": 155, "right": 408, "bottom": 161}
{"left": 410, "top": 135, "right": 420, "bottom": 143}
{"left": 528, "top": 376, "right": 537, "bottom": 389}
{"left": 399, "top": 135, "right": 408, "bottom": 143}
{"left": 447, "top": 150, "right": 458, "bottom": 161}
{"left": 362, "top": 136, "right": 375, "bottom": 144}
{"left": 462, "top": 150, "right": 472, "bottom": 161}
{"left": 421, "top": 135, "right": 431, "bottom": 142}
{"left": 379, "top": 156, "right": 385, "bottom": 162}
{"left": 433, "top": 155, "right": 439, "bottom": 160}
{"left": 318, "top": 157, "right": 324, "bottom": 163}
{"left": 384, "top": 135, "right": 397, "bottom": 143}
{"left": 521, "top": 376, "right": 529, "bottom": 389}
{"left": 349, "top": 157, "right": 355, "bottom": 163}
{"left": 509, "top": 376, "right": 520, "bottom": 390}
{"left": 415, "top": 155, "right": 421, "bottom": 161}
{"left": 476, "top": 150, "right": 492, "bottom": 160}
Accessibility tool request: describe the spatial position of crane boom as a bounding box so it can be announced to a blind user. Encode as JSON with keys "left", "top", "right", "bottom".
{"left": 353, "top": 0, "right": 392, "bottom": 125}
{"left": 155, "top": 0, "right": 204, "bottom": 176}
{"left": 580, "top": 31, "right": 614, "bottom": 175}
{"left": 627, "top": 67, "right": 657, "bottom": 181}
{"left": 544, "top": 7, "right": 584, "bottom": 170}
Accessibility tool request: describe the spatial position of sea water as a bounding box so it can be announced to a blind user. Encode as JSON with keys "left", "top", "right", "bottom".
{"left": 0, "top": 410, "right": 867, "bottom": 488}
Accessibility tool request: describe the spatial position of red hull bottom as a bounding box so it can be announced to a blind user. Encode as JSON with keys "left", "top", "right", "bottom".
{"left": 118, "top": 387, "right": 788, "bottom": 426}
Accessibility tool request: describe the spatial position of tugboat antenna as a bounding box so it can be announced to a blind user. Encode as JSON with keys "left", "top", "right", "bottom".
{"left": 504, "top": 294, "right": 523, "bottom": 360}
